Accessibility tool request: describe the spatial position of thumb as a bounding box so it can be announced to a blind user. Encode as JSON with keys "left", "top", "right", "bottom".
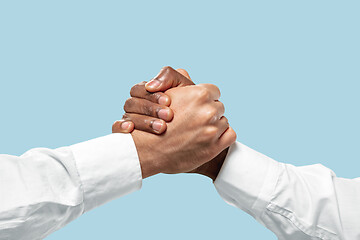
{"left": 145, "top": 66, "right": 194, "bottom": 92}
{"left": 176, "top": 68, "right": 192, "bottom": 81}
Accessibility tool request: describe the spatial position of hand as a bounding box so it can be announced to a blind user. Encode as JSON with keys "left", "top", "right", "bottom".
{"left": 113, "top": 66, "right": 236, "bottom": 180}
{"left": 114, "top": 83, "right": 236, "bottom": 178}
{"left": 113, "top": 66, "right": 194, "bottom": 134}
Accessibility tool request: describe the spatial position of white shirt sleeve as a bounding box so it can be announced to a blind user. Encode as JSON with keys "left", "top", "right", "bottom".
{"left": 214, "top": 142, "right": 360, "bottom": 240}
{"left": 0, "top": 133, "right": 142, "bottom": 240}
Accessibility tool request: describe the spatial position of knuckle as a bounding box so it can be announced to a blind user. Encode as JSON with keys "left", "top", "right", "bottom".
{"left": 230, "top": 129, "right": 237, "bottom": 142}
{"left": 209, "top": 84, "right": 221, "bottom": 98}
{"left": 112, "top": 121, "right": 120, "bottom": 133}
{"left": 221, "top": 116, "right": 229, "bottom": 125}
{"left": 197, "top": 88, "right": 211, "bottom": 100}
{"left": 142, "top": 89, "right": 158, "bottom": 102}
{"left": 177, "top": 68, "right": 188, "bottom": 74}
{"left": 219, "top": 101, "right": 225, "bottom": 109}
{"left": 211, "top": 83, "right": 221, "bottom": 93}
{"left": 209, "top": 83, "right": 220, "bottom": 91}
{"left": 202, "top": 126, "right": 218, "bottom": 141}
{"left": 141, "top": 103, "right": 154, "bottom": 116}
{"left": 231, "top": 134, "right": 237, "bottom": 143}
{"left": 158, "top": 66, "right": 175, "bottom": 79}
{"left": 161, "top": 66, "right": 174, "bottom": 73}
{"left": 150, "top": 92, "right": 162, "bottom": 103}
{"left": 123, "top": 98, "right": 134, "bottom": 111}
{"left": 112, "top": 120, "right": 120, "bottom": 128}
{"left": 153, "top": 66, "right": 173, "bottom": 85}
{"left": 216, "top": 100, "right": 225, "bottom": 111}
{"left": 219, "top": 119, "right": 229, "bottom": 130}
{"left": 122, "top": 113, "right": 131, "bottom": 121}
{"left": 130, "top": 84, "right": 142, "bottom": 96}
{"left": 219, "top": 102, "right": 225, "bottom": 113}
{"left": 201, "top": 107, "right": 218, "bottom": 122}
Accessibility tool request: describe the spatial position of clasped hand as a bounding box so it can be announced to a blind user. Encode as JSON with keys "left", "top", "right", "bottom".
{"left": 113, "top": 67, "right": 236, "bottom": 180}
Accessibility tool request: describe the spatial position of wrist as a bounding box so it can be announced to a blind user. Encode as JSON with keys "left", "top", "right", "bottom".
{"left": 131, "top": 130, "right": 161, "bottom": 179}
{"left": 192, "top": 148, "right": 229, "bottom": 181}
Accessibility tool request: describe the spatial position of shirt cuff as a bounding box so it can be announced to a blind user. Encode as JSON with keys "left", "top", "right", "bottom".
{"left": 70, "top": 133, "right": 142, "bottom": 213}
{"left": 214, "top": 142, "right": 283, "bottom": 221}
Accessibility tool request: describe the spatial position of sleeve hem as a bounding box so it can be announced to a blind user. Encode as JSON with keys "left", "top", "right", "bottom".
{"left": 70, "top": 134, "right": 142, "bottom": 212}
{"left": 214, "top": 142, "right": 283, "bottom": 219}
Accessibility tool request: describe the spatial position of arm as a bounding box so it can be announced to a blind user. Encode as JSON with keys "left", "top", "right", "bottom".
{"left": 214, "top": 142, "right": 360, "bottom": 240}
{"left": 0, "top": 134, "right": 142, "bottom": 240}
{"left": 120, "top": 67, "right": 360, "bottom": 239}
{"left": 1, "top": 69, "right": 235, "bottom": 239}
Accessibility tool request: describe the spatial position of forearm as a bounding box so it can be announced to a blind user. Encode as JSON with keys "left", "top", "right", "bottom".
{"left": 131, "top": 130, "right": 161, "bottom": 179}
{"left": 190, "top": 148, "right": 229, "bottom": 181}
{"left": 0, "top": 134, "right": 142, "bottom": 239}
{"left": 214, "top": 141, "right": 360, "bottom": 239}
{"left": 0, "top": 147, "right": 84, "bottom": 240}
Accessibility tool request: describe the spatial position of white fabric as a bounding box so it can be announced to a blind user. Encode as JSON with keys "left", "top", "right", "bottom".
{"left": 214, "top": 142, "right": 360, "bottom": 240}
{"left": 2, "top": 131, "right": 360, "bottom": 240}
{"left": 0, "top": 133, "right": 142, "bottom": 240}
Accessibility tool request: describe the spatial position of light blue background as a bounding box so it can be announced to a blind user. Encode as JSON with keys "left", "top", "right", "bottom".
{"left": 1, "top": 1, "right": 359, "bottom": 239}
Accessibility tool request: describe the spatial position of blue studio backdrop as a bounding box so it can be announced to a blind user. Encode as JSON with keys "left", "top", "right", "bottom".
{"left": 1, "top": 1, "right": 359, "bottom": 239}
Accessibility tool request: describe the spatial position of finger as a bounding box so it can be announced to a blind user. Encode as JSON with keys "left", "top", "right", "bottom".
{"left": 130, "top": 82, "right": 171, "bottom": 106}
{"left": 122, "top": 113, "right": 167, "bottom": 134}
{"left": 217, "top": 126, "right": 237, "bottom": 149}
{"left": 112, "top": 120, "right": 135, "bottom": 133}
{"left": 176, "top": 68, "right": 192, "bottom": 80}
{"left": 213, "top": 101, "right": 225, "bottom": 121}
{"left": 197, "top": 83, "right": 221, "bottom": 101}
{"left": 206, "top": 101, "right": 225, "bottom": 125}
{"left": 124, "top": 97, "right": 174, "bottom": 122}
{"left": 216, "top": 116, "right": 229, "bottom": 138}
{"left": 145, "top": 66, "right": 195, "bottom": 92}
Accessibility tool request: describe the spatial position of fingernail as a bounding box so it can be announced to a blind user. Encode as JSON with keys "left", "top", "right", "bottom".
{"left": 146, "top": 79, "right": 161, "bottom": 89}
{"left": 152, "top": 120, "right": 163, "bottom": 132}
{"left": 158, "top": 96, "right": 169, "bottom": 105}
{"left": 121, "top": 121, "right": 131, "bottom": 130}
{"left": 157, "top": 109, "right": 169, "bottom": 120}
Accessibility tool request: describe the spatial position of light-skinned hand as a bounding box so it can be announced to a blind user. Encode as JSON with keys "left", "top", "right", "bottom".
{"left": 114, "top": 82, "right": 236, "bottom": 178}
